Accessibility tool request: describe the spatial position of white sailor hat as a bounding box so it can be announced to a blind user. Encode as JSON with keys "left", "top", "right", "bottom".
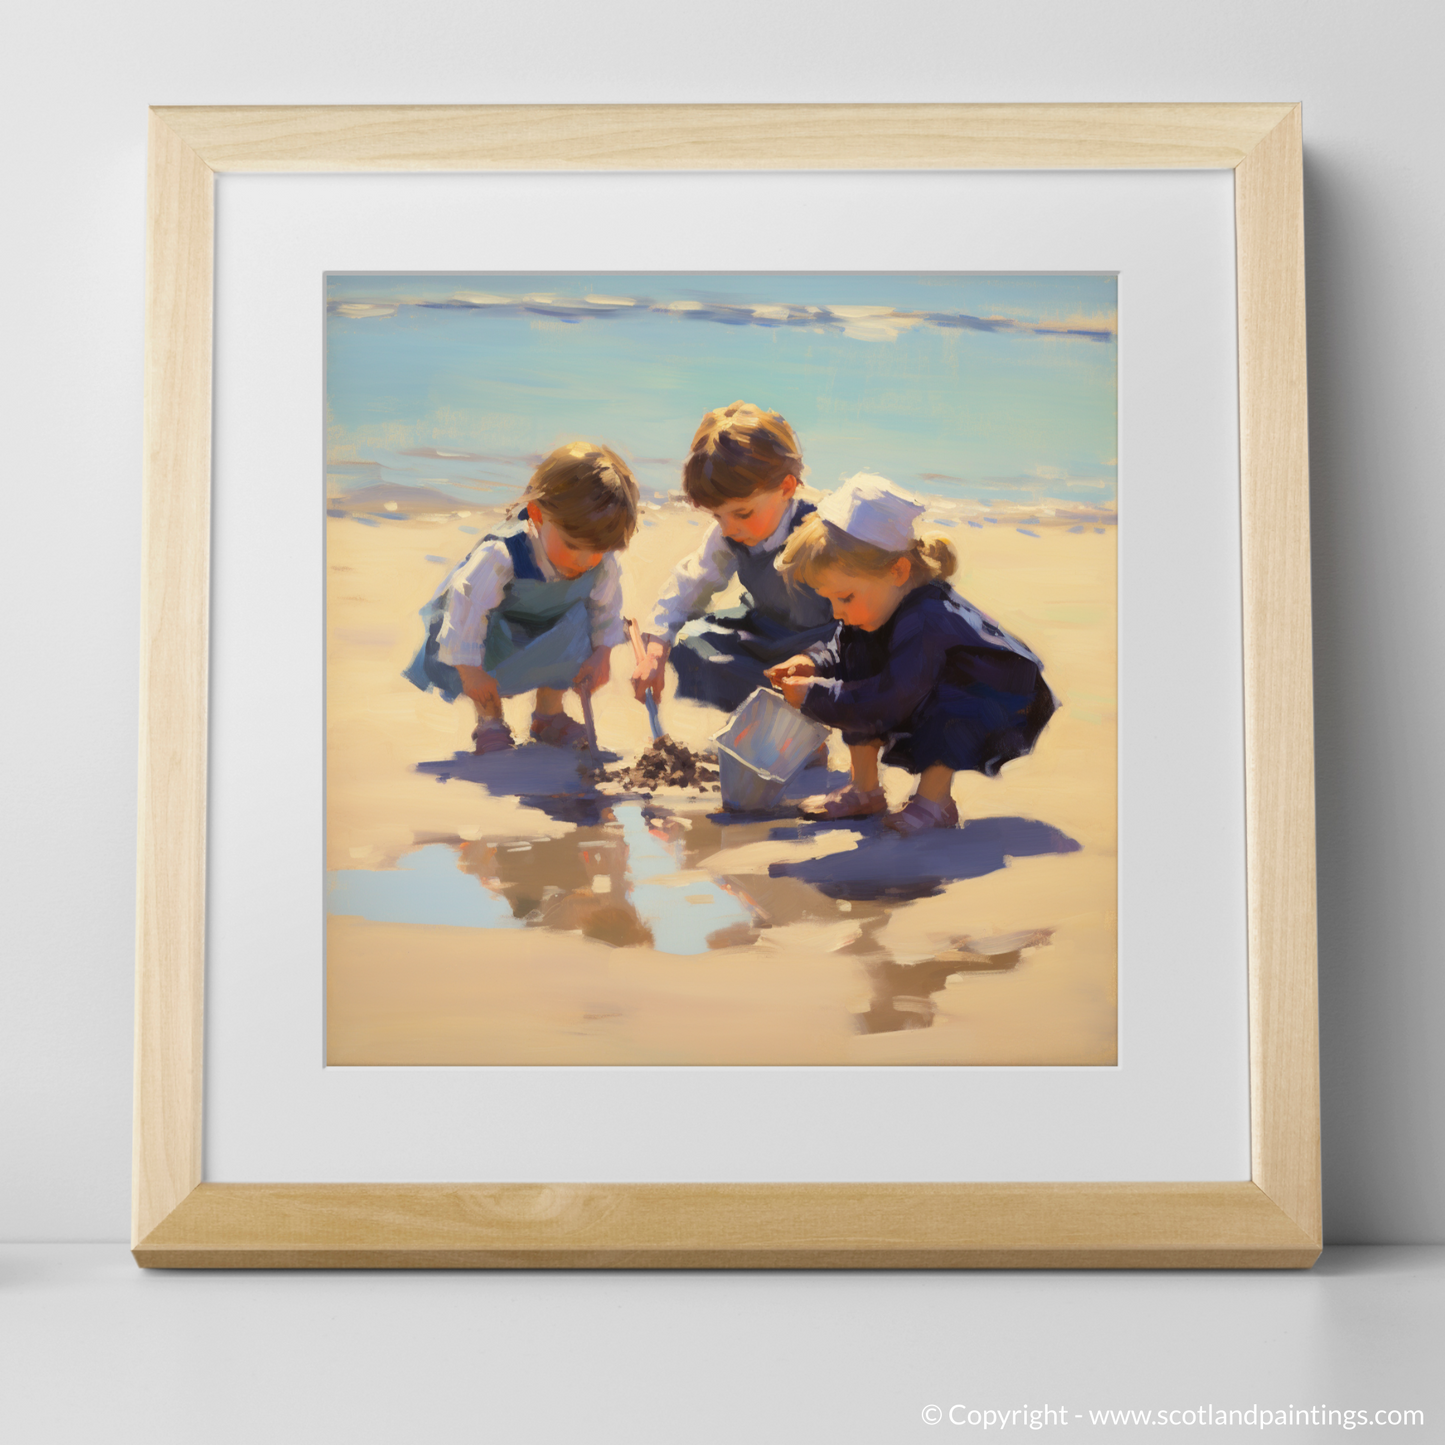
{"left": 816, "top": 473, "right": 926, "bottom": 552}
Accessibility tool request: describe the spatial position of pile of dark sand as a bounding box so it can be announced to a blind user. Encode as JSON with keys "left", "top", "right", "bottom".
{"left": 589, "top": 736, "right": 720, "bottom": 792}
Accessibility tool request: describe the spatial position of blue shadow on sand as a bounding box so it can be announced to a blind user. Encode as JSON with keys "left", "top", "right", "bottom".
{"left": 416, "top": 746, "right": 615, "bottom": 825}
{"left": 766, "top": 815, "right": 1081, "bottom": 902}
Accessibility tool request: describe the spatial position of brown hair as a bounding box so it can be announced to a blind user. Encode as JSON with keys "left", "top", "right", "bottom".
{"left": 517, "top": 442, "right": 639, "bottom": 551}
{"left": 681, "top": 401, "right": 802, "bottom": 508}
{"left": 777, "top": 512, "right": 957, "bottom": 590}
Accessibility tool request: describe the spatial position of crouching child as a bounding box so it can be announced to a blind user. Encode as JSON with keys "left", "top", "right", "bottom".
{"left": 404, "top": 442, "right": 639, "bottom": 752}
{"left": 632, "top": 401, "right": 835, "bottom": 713}
{"left": 768, "top": 475, "right": 1057, "bottom": 834}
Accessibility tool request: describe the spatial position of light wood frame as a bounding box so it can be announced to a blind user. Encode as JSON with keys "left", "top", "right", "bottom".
{"left": 135, "top": 103, "right": 1318, "bottom": 1268}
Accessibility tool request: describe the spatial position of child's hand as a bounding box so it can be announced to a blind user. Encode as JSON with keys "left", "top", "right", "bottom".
{"left": 572, "top": 645, "right": 611, "bottom": 697}
{"left": 457, "top": 664, "right": 501, "bottom": 717}
{"left": 632, "top": 638, "right": 670, "bottom": 703}
{"left": 765, "top": 654, "right": 817, "bottom": 686}
{"left": 777, "top": 676, "right": 812, "bottom": 710}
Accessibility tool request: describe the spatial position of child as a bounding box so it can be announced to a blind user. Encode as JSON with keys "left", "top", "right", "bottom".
{"left": 404, "top": 442, "right": 638, "bottom": 752}
{"left": 631, "top": 401, "right": 835, "bottom": 713}
{"left": 767, "top": 474, "right": 1057, "bottom": 834}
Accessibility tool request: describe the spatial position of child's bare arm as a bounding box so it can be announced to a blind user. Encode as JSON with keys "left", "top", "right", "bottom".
{"left": 456, "top": 664, "right": 501, "bottom": 717}
{"left": 573, "top": 645, "right": 612, "bottom": 697}
{"left": 777, "top": 676, "right": 812, "bottom": 709}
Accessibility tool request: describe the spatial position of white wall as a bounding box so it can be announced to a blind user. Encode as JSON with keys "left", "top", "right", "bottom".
{"left": 2, "top": 0, "right": 1441, "bottom": 1243}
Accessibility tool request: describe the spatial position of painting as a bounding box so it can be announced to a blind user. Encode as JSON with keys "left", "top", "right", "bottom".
{"left": 324, "top": 272, "right": 1116, "bottom": 1066}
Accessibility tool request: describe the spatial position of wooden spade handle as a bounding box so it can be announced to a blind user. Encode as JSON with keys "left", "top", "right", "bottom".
{"left": 624, "top": 617, "right": 666, "bottom": 741}
{"left": 579, "top": 687, "right": 600, "bottom": 758}
{"left": 625, "top": 617, "right": 648, "bottom": 666}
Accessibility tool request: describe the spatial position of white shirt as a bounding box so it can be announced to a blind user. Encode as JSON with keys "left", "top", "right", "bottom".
{"left": 646, "top": 498, "right": 803, "bottom": 645}
{"left": 434, "top": 524, "right": 625, "bottom": 668}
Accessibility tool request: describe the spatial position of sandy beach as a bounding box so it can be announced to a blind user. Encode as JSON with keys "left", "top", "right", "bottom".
{"left": 325, "top": 492, "right": 1116, "bottom": 1066}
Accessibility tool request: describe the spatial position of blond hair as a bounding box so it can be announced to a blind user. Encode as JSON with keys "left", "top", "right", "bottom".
{"left": 777, "top": 512, "right": 957, "bottom": 591}
{"left": 682, "top": 401, "right": 802, "bottom": 508}
{"left": 516, "top": 442, "right": 639, "bottom": 551}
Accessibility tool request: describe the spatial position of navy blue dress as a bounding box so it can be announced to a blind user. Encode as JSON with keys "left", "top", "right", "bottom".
{"left": 801, "top": 582, "right": 1057, "bottom": 777}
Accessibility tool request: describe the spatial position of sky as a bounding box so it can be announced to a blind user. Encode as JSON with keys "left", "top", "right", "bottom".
{"left": 324, "top": 273, "right": 1117, "bottom": 509}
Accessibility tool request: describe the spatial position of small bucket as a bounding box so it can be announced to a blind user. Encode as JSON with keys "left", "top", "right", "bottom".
{"left": 712, "top": 688, "right": 828, "bottom": 811}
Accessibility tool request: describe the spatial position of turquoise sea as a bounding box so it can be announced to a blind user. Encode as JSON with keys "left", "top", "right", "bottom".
{"left": 325, "top": 272, "right": 1117, "bottom": 512}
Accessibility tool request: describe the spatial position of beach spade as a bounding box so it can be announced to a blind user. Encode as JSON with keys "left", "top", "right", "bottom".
{"left": 612, "top": 620, "right": 722, "bottom": 792}
{"left": 626, "top": 617, "right": 668, "bottom": 743}
{"left": 578, "top": 686, "right": 601, "bottom": 761}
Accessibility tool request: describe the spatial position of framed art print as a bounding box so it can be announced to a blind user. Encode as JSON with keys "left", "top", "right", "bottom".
{"left": 135, "top": 105, "right": 1319, "bottom": 1267}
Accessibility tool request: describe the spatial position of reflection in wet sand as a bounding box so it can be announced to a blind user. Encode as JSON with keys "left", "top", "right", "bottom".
{"left": 453, "top": 813, "right": 646, "bottom": 943}
{"left": 448, "top": 801, "right": 758, "bottom": 954}
{"left": 327, "top": 843, "right": 518, "bottom": 931}
{"left": 327, "top": 756, "right": 1075, "bottom": 1031}
{"left": 850, "top": 929, "right": 1053, "bottom": 1034}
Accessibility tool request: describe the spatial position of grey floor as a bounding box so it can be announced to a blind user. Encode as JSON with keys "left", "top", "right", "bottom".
{"left": 3, "top": 1246, "right": 1439, "bottom": 1442}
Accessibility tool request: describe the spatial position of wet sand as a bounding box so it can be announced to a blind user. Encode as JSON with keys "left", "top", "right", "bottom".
{"left": 326, "top": 495, "right": 1117, "bottom": 1065}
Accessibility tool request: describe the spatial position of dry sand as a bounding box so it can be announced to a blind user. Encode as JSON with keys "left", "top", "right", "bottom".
{"left": 326, "top": 495, "right": 1116, "bottom": 1065}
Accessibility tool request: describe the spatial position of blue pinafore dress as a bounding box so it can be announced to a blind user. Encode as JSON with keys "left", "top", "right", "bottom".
{"left": 403, "top": 520, "right": 598, "bottom": 702}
